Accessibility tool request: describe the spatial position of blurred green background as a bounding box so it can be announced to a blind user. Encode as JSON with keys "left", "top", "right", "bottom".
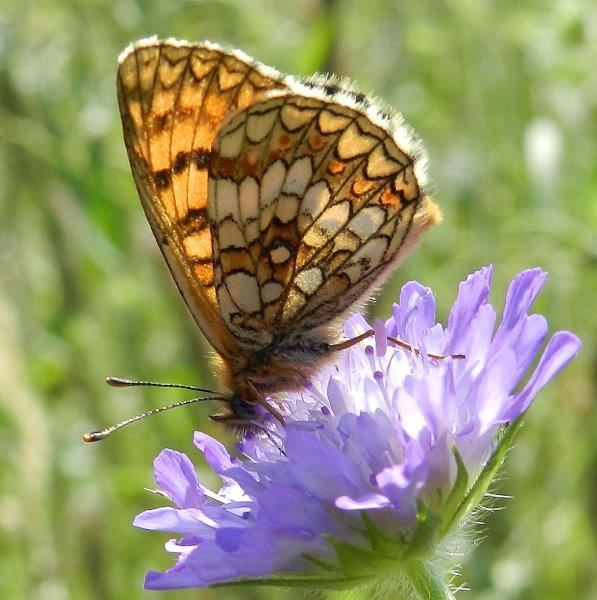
{"left": 0, "top": 0, "right": 595, "bottom": 598}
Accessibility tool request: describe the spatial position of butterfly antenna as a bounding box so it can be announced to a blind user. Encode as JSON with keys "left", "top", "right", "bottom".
{"left": 328, "top": 331, "right": 465, "bottom": 360}
{"left": 106, "top": 376, "right": 219, "bottom": 395}
{"left": 83, "top": 395, "right": 226, "bottom": 443}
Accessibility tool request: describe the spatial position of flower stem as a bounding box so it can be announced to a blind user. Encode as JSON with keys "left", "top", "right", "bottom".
{"left": 402, "top": 560, "right": 456, "bottom": 600}
{"left": 326, "top": 561, "right": 455, "bottom": 600}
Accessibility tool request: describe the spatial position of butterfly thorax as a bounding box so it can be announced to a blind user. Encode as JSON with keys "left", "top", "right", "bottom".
{"left": 228, "top": 334, "right": 331, "bottom": 394}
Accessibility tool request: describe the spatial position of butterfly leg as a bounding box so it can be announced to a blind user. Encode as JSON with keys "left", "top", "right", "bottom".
{"left": 326, "top": 330, "right": 375, "bottom": 352}
{"left": 387, "top": 336, "right": 465, "bottom": 360}
{"left": 328, "top": 330, "right": 464, "bottom": 360}
{"left": 246, "top": 379, "right": 286, "bottom": 426}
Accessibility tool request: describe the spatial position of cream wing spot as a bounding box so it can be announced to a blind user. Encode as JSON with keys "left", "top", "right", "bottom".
{"left": 260, "top": 205, "right": 276, "bottom": 233}
{"left": 246, "top": 109, "right": 278, "bottom": 142}
{"left": 298, "top": 181, "right": 330, "bottom": 232}
{"left": 218, "top": 63, "right": 244, "bottom": 90}
{"left": 218, "top": 116, "right": 246, "bottom": 159}
{"left": 216, "top": 285, "right": 237, "bottom": 325}
{"left": 347, "top": 206, "right": 387, "bottom": 240}
{"left": 331, "top": 230, "right": 359, "bottom": 253}
{"left": 239, "top": 177, "right": 260, "bottom": 243}
{"left": 270, "top": 245, "right": 291, "bottom": 264}
{"left": 225, "top": 272, "right": 261, "bottom": 313}
{"left": 280, "top": 103, "right": 318, "bottom": 131}
{"left": 239, "top": 177, "right": 259, "bottom": 222}
{"left": 183, "top": 228, "right": 212, "bottom": 259}
{"left": 274, "top": 194, "right": 301, "bottom": 224}
{"left": 294, "top": 267, "right": 324, "bottom": 296}
{"left": 282, "top": 156, "right": 313, "bottom": 195}
{"left": 387, "top": 202, "right": 417, "bottom": 254}
{"left": 282, "top": 287, "right": 307, "bottom": 319}
{"left": 366, "top": 144, "right": 403, "bottom": 178}
{"left": 260, "top": 160, "right": 286, "bottom": 230}
{"left": 215, "top": 179, "right": 241, "bottom": 223}
{"left": 245, "top": 221, "right": 259, "bottom": 245}
{"left": 260, "top": 160, "right": 287, "bottom": 208}
{"left": 218, "top": 220, "right": 246, "bottom": 249}
{"left": 261, "top": 281, "right": 285, "bottom": 304}
{"left": 337, "top": 123, "right": 377, "bottom": 158}
{"left": 306, "top": 200, "right": 350, "bottom": 244}
{"left": 341, "top": 237, "right": 388, "bottom": 280}
{"left": 318, "top": 109, "right": 352, "bottom": 133}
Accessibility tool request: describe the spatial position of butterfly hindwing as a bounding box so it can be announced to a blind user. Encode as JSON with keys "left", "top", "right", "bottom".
{"left": 117, "top": 39, "right": 286, "bottom": 357}
{"left": 209, "top": 92, "right": 439, "bottom": 348}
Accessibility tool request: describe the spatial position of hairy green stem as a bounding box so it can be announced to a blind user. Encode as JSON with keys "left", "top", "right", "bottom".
{"left": 327, "top": 560, "right": 455, "bottom": 600}
{"left": 402, "top": 561, "right": 456, "bottom": 600}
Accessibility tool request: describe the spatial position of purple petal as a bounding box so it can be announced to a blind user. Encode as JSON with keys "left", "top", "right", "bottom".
{"left": 445, "top": 266, "right": 492, "bottom": 354}
{"left": 374, "top": 317, "right": 387, "bottom": 356}
{"left": 343, "top": 314, "right": 371, "bottom": 338}
{"left": 144, "top": 542, "right": 238, "bottom": 589}
{"left": 327, "top": 378, "right": 351, "bottom": 417}
{"left": 257, "top": 484, "right": 333, "bottom": 532}
{"left": 215, "top": 527, "right": 245, "bottom": 551}
{"left": 134, "top": 507, "right": 216, "bottom": 536}
{"left": 355, "top": 411, "right": 393, "bottom": 468}
{"left": 475, "top": 348, "right": 519, "bottom": 433}
{"left": 494, "top": 268, "right": 547, "bottom": 341}
{"left": 505, "top": 331, "right": 581, "bottom": 418}
{"left": 193, "top": 432, "right": 234, "bottom": 473}
{"left": 285, "top": 429, "right": 365, "bottom": 500}
{"left": 222, "top": 466, "right": 264, "bottom": 498}
{"left": 145, "top": 568, "right": 206, "bottom": 591}
{"left": 153, "top": 449, "right": 205, "bottom": 508}
{"left": 375, "top": 462, "right": 424, "bottom": 525}
{"left": 392, "top": 282, "right": 436, "bottom": 338}
{"left": 336, "top": 493, "right": 391, "bottom": 510}
{"left": 495, "top": 314, "right": 548, "bottom": 381}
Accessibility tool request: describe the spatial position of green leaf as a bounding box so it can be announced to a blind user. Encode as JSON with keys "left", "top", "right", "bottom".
{"left": 303, "top": 552, "right": 339, "bottom": 572}
{"left": 447, "top": 416, "right": 525, "bottom": 533}
{"left": 360, "top": 512, "right": 404, "bottom": 557}
{"left": 212, "top": 570, "right": 367, "bottom": 591}
{"left": 326, "top": 536, "right": 385, "bottom": 577}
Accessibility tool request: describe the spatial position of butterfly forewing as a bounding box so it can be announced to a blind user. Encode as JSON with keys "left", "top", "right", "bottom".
{"left": 117, "top": 40, "right": 286, "bottom": 357}
{"left": 210, "top": 92, "right": 439, "bottom": 348}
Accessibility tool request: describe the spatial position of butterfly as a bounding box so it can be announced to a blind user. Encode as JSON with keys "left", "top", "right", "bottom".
{"left": 96, "top": 37, "right": 440, "bottom": 434}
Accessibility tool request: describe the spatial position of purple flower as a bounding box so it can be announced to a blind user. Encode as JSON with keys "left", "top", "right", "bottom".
{"left": 134, "top": 267, "right": 580, "bottom": 591}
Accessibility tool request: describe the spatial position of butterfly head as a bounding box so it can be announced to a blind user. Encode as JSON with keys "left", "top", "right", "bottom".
{"left": 209, "top": 392, "right": 260, "bottom": 430}
{"left": 210, "top": 381, "right": 287, "bottom": 434}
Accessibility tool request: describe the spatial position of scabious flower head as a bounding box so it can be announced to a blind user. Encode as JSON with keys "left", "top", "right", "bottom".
{"left": 134, "top": 267, "right": 580, "bottom": 593}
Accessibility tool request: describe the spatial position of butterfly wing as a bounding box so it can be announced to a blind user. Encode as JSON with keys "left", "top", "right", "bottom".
{"left": 117, "top": 39, "right": 286, "bottom": 357}
{"left": 209, "top": 90, "right": 440, "bottom": 348}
